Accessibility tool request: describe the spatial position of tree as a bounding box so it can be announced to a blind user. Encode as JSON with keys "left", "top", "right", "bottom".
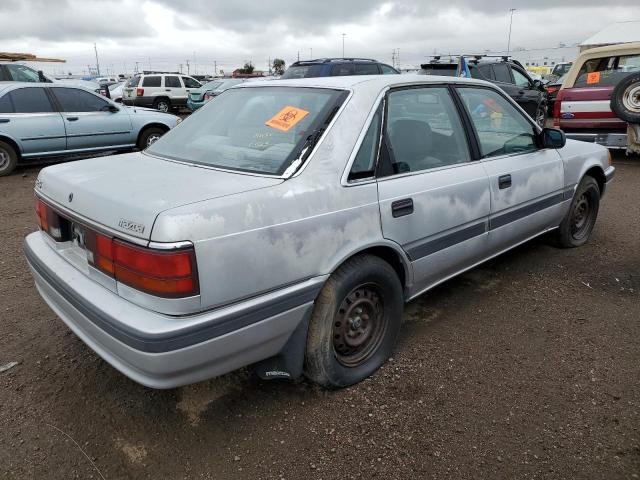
{"left": 238, "top": 61, "right": 254, "bottom": 74}
{"left": 272, "top": 58, "right": 286, "bottom": 76}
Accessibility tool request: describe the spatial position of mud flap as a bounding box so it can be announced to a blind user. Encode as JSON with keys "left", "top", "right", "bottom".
{"left": 627, "top": 124, "right": 640, "bottom": 155}
{"left": 252, "top": 306, "right": 312, "bottom": 381}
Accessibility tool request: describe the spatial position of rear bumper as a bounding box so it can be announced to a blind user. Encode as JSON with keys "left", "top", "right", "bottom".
{"left": 565, "top": 131, "right": 628, "bottom": 149}
{"left": 24, "top": 232, "right": 323, "bottom": 388}
{"left": 186, "top": 98, "right": 204, "bottom": 110}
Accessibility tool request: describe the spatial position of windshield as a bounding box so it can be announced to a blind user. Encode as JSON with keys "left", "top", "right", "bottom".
{"left": 147, "top": 86, "right": 347, "bottom": 175}
{"left": 202, "top": 80, "right": 223, "bottom": 91}
{"left": 281, "top": 65, "right": 324, "bottom": 79}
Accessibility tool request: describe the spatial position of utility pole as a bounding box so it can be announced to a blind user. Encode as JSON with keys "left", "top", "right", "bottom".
{"left": 134, "top": 62, "right": 140, "bottom": 74}
{"left": 214, "top": 60, "right": 217, "bottom": 76}
{"left": 310, "top": 48, "right": 312, "bottom": 59}
{"left": 342, "top": 33, "right": 346, "bottom": 57}
{"left": 391, "top": 50, "right": 396, "bottom": 68}
{"left": 148, "top": 57, "right": 152, "bottom": 71}
{"left": 94, "top": 43, "right": 101, "bottom": 76}
{"left": 507, "top": 8, "right": 516, "bottom": 54}
{"left": 179, "top": 64, "right": 183, "bottom": 74}
{"left": 297, "top": 51, "right": 300, "bottom": 62}
{"left": 186, "top": 60, "right": 190, "bottom": 75}
{"left": 268, "top": 57, "right": 271, "bottom": 75}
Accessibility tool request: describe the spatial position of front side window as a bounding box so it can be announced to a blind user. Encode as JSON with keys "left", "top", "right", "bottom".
{"left": 380, "top": 64, "right": 398, "bottom": 75}
{"left": 384, "top": 87, "right": 471, "bottom": 174}
{"left": 477, "top": 64, "right": 494, "bottom": 80}
{"left": 182, "top": 77, "right": 201, "bottom": 88}
{"left": 9, "top": 88, "right": 54, "bottom": 113}
{"left": 512, "top": 68, "right": 531, "bottom": 88}
{"left": 165, "top": 76, "right": 181, "bottom": 88}
{"left": 142, "top": 76, "right": 161, "bottom": 87}
{"left": 147, "top": 86, "right": 347, "bottom": 175}
{"left": 6, "top": 64, "right": 40, "bottom": 82}
{"left": 458, "top": 87, "right": 537, "bottom": 158}
{"left": 331, "top": 64, "right": 355, "bottom": 76}
{"left": 574, "top": 54, "right": 640, "bottom": 88}
{"left": 53, "top": 88, "right": 110, "bottom": 112}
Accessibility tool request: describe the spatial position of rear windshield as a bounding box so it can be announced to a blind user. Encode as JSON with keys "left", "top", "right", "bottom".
{"left": 281, "top": 65, "right": 325, "bottom": 79}
{"left": 147, "top": 86, "right": 347, "bottom": 175}
{"left": 574, "top": 54, "right": 640, "bottom": 88}
{"left": 127, "top": 76, "right": 140, "bottom": 87}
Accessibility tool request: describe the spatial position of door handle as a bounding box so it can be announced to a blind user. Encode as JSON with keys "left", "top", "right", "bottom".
{"left": 66, "top": 116, "right": 79, "bottom": 121}
{"left": 0, "top": 118, "right": 9, "bottom": 123}
{"left": 498, "top": 174, "right": 512, "bottom": 189}
{"left": 391, "top": 198, "right": 414, "bottom": 218}
{"left": 518, "top": 90, "right": 525, "bottom": 95}
{"left": 165, "top": 89, "right": 172, "bottom": 91}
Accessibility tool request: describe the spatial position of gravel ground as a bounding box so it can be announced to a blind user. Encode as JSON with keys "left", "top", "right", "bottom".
{"left": 1, "top": 152, "right": 639, "bottom": 480}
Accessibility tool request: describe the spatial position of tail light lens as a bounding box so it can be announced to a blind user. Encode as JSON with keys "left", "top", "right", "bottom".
{"left": 85, "top": 230, "right": 199, "bottom": 298}
{"left": 136, "top": 88, "right": 144, "bottom": 97}
{"left": 35, "top": 198, "right": 64, "bottom": 240}
{"left": 553, "top": 89, "right": 564, "bottom": 127}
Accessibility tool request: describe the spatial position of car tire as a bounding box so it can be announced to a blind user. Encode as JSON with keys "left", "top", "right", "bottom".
{"left": 304, "top": 254, "right": 404, "bottom": 388}
{"left": 137, "top": 127, "right": 166, "bottom": 150}
{"left": 610, "top": 73, "right": 640, "bottom": 124}
{"left": 535, "top": 103, "right": 547, "bottom": 127}
{"left": 0, "top": 140, "right": 18, "bottom": 177}
{"left": 554, "top": 175, "right": 600, "bottom": 248}
{"left": 153, "top": 98, "right": 171, "bottom": 113}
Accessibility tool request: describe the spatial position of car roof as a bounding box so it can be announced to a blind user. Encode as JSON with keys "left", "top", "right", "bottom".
{"left": 291, "top": 58, "right": 380, "bottom": 66}
{"left": 236, "top": 74, "right": 492, "bottom": 91}
{"left": 0, "top": 81, "right": 98, "bottom": 94}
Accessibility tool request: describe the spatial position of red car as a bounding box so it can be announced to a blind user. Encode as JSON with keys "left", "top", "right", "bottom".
{"left": 555, "top": 42, "right": 640, "bottom": 148}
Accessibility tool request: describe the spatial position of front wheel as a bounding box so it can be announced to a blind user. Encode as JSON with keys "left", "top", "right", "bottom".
{"left": 304, "top": 255, "right": 404, "bottom": 388}
{"left": 0, "top": 140, "right": 18, "bottom": 177}
{"left": 554, "top": 176, "right": 600, "bottom": 248}
{"left": 535, "top": 103, "right": 547, "bottom": 127}
{"left": 137, "top": 127, "right": 166, "bottom": 150}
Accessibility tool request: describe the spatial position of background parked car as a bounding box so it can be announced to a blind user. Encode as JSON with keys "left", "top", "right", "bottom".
{"left": 280, "top": 58, "right": 399, "bottom": 79}
{"left": 108, "top": 81, "right": 125, "bottom": 103}
{"left": 545, "top": 73, "right": 566, "bottom": 115}
{"left": 554, "top": 42, "right": 640, "bottom": 148}
{"left": 122, "top": 73, "right": 202, "bottom": 112}
{"left": 0, "top": 62, "right": 51, "bottom": 82}
{"left": 0, "top": 83, "right": 180, "bottom": 176}
{"left": 419, "top": 55, "right": 548, "bottom": 126}
{"left": 186, "top": 78, "right": 246, "bottom": 110}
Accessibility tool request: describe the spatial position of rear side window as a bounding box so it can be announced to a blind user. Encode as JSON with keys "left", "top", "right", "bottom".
{"left": 477, "top": 65, "right": 494, "bottom": 80}
{"left": 331, "top": 64, "right": 355, "bottom": 76}
{"left": 0, "top": 93, "right": 13, "bottom": 113}
{"left": 385, "top": 87, "right": 471, "bottom": 174}
{"left": 574, "top": 54, "right": 640, "bottom": 88}
{"left": 9, "top": 88, "right": 54, "bottom": 113}
{"left": 142, "top": 76, "right": 161, "bottom": 87}
{"left": 354, "top": 64, "right": 380, "bottom": 75}
{"left": 53, "top": 88, "right": 110, "bottom": 112}
{"left": 492, "top": 64, "right": 512, "bottom": 84}
{"left": 512, "top": 68, "right": 531, "bottom": 87}
{"left": 165, "top": 76, "right": 181, "bottom": 88}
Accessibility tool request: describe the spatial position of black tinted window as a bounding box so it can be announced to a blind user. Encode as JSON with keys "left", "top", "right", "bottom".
{"left": 280, "top": 65, "right": 324, "bottom": 79}
{"left": 165, "top": 76, "right": 181, "bottom": 88}
{"left": 9, "top": 88, "right": 54, "bottom": 113}
{"left": 331, "top": 64, "right": 355, "bottom": 76}
{"left": 182, "top": 77, "right": 201, "bottom": 88}
{"left": 380, "top": 64, "right": 398, "bottom": 74}
{"left": 142, "top": 76, "right": 161, "bottom": 87}
{"left": 128, "top": 76, "right": 140, "bottom": 87}
{"left": 492, "top": 64, "right": 512, "bottom": 83}
{"left": 354, "top": 64, "right": 380, "bottom": 75}
{"left": 0, "top": 93, "right": 13, "bottom": 113}
{"left": 53, "top": 88, "right": 110, "bottom": 112}
{"left": 477, "top": 65, "right": 494, "bottom": 80}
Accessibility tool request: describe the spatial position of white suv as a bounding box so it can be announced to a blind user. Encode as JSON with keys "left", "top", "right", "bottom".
{"left": 122, "top": 73, "right": 202, "bottom": 112}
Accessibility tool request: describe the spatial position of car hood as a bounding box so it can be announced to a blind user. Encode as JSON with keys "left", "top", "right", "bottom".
{"left": 36, "top": 152, "right": 283, "bottom": 242}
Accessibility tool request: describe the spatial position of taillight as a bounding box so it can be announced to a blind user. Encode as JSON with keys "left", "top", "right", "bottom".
{"left": 35, "top": 197, "right": 63, "bottom": 240}
{"left": 553, "top": 89, "right": 564, "bottom": 127}
{"left": 85, "top": 230, "right": 199, "bottom": 298}
{"left": 547, "top": 86, "right": 558, "bottom": 94}
{"left": 136, "top": 88, "right": 144, "bottom": 97}
{"left": 204, "top": 93, "right": 211, "bottom": 101}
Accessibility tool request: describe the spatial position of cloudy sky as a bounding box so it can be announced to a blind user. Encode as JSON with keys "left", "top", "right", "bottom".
{"left": 1, "top": 0, "right": 639, "bottom": 76}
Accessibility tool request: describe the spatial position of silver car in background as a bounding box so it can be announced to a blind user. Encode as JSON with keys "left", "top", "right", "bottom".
{"left": 0, "top": 83, "right": 180, "bottom": 175}
{"left": 25, "top": 75, "right": 614, "bottom": 389}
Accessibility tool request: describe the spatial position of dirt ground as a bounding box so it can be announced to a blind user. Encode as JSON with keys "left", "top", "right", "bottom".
{"left": 1, "top": 153, "right": 639, "bottom": 480}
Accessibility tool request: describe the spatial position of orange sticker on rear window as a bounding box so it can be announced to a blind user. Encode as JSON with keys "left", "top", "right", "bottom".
{"left": 265, "top": 106, "right": 310, "bottom": 132}
{"left": 587, "top": 71, "right": 601, "bottom": 84}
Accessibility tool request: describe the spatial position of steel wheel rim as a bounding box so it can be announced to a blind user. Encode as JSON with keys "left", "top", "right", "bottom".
{"left": 146, "top": 134, "right": 161, "bottom": 147}
{"left": 333, "top": 283, "right": 386, "bottom": 367}
{"left": 536, "top": 106, "right": 546, "bottom": 127}
{"left": 0, "top": 149, "right": 8, "bottom": 170}
{"left": 570, "top": 193, "right": 594, "bottom": 240}
{"left": 622, "top": 84, "right": 640, "bottom": 113}
{"left": 157, "top": 102, "right": 169, "bottom": 112}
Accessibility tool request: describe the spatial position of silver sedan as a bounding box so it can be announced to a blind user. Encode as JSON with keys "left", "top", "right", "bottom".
{"left": 25, "top": 75, "right": 614, "bottom": 388}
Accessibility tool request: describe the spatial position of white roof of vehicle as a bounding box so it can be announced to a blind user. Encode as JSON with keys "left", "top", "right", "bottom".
{"left": 580, "top": 21, "right": 640, "bottom": 48}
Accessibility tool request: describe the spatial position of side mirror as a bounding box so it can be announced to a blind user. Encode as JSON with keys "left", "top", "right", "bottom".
{"left": 540, "top": 127, "right": 566, "bottom": 149}
{"left": 532, "top": 79, "right": 543, "bottom": 89}
{"left": 37, "top": 70, "right": 51, "bottom": 83}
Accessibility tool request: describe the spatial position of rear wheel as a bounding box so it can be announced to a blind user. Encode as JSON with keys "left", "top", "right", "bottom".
{"left": 535, "top": 103, "right": 547, "bottom": 127}
{"left": 304, "top": 255, "right": 403, "bottom": 388}
{"left": 153, "top": 98, "right": 171, "bottom": 113}
{"left": 137, "top": 127, "right": 166, "bottom": 150}
{"left": 554, "top": 176, "right": 600, "bottom": 248}
{"left": 0, "top": 140, "right": 18, "bottom": 177}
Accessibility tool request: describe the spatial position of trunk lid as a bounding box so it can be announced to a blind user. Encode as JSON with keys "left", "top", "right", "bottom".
{"left": 36, "top": 151, "right": 283, "bottom": 241}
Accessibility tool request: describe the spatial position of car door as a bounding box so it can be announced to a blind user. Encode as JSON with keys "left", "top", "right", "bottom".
{"left": 0, "top": 87, "right": 66, "bottom": 156}
{"left": 180, "top": 76, "right": 201, "bottom": 107}
{"left": 50, "top": 87, "right": 133, "bottom": 151}
{"left": 456, "top": 86, "right": 565, "bottom": 253}
{"left": 164, "top": 75, "right": 182, "bottom": 104}
{"left": 511, "top": 66, "right": 541, "bottom": 119}
{"left": 374, "top": 86, "right": 491, "bottom": 296}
